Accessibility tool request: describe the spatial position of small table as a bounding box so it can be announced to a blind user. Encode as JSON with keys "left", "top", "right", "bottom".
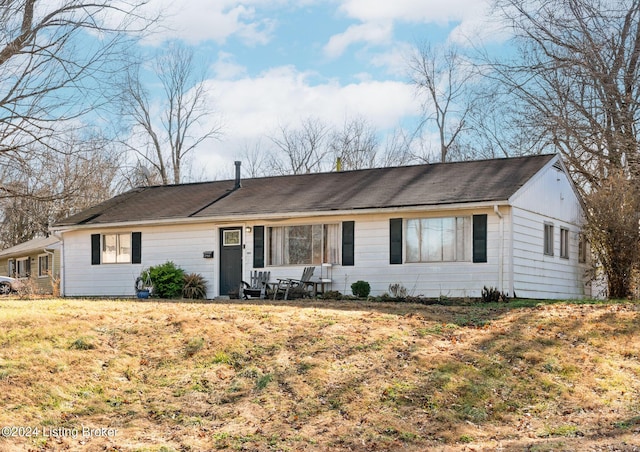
{"left": 312, "top": 279, "right": 332, "bottom": 296}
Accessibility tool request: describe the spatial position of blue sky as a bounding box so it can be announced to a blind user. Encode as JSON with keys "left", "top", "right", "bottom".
{"left": 132, "top": 0, "right": 504, "bottom": 178}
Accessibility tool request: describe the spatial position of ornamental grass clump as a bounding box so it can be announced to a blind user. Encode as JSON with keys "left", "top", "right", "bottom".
{"left": 182, "top": 272, "right": 208, "bottom": 299}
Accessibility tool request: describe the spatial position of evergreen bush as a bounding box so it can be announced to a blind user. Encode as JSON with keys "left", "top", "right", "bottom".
{"left": 147, "top": 261, "right": 185, "bottom": 298}
{"left": 351, "top": 280, "right": 371, "bottom": 298}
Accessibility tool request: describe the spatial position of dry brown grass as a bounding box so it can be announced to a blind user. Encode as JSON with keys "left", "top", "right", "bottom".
{"left": 0, "top": 297, "right": 638, "bottom": 451}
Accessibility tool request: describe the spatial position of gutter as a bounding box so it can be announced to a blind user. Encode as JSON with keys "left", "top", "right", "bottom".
{"left": 52, "top": 200, "right": 512, "bottom": 233}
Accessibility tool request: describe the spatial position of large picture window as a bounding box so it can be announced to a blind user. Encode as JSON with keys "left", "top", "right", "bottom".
{"left": 406, "top": 217, "right": 471, "bottom": 262}
{"left": 268, "top": 224, "right": 339, "bottom": 266}
{"left": 102, "top": 233, "right": 132, "bottom": 264}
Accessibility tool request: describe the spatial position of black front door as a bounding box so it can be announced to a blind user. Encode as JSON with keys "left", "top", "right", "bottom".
{"left": 220, "top": 228, "right": 242, "bottom": 296}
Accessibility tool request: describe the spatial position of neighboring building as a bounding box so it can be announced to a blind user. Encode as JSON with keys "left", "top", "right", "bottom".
{"left": 52, "top": 154, "right": 590, "bottom": 299}
{"left": 0, "top": 236, "right": 62, "bottom": 295}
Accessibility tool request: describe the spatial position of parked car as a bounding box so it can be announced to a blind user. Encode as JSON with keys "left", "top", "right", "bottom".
{"left": 0, "top": 276, "right": 23, "bottom": 295}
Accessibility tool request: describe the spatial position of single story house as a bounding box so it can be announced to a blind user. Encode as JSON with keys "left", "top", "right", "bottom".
{"left": 52, "top": 154, "right": 591, "bottom": 299}
{"left": 0, "top": 235, "right": 62, "bottom": 294}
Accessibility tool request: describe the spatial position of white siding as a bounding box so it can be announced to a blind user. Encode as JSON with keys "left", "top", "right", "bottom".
{"left": 509, "top": 161, "right": 589, "bottom": 299}
{"left": 61, "top": 224, "right": 219, "bottom": 297}
{"left": 244, "top": 208, "right": 509, "bottom": 299}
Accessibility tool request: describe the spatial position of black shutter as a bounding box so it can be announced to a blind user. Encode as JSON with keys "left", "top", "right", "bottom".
{"left": 342, "top": 221, "right": 354, "bottom": 266}
{"left": 253, "top": 226, "right": 265, "bottom": 268}
{"left": 473, "top": 214, "right": 488, "bottom": 263}
{"left": 91, "top": 234, "right": 101, "bottom": 265}
{"left": 132, "top": 232, "right": 142, "bottom": 264}
{"left": 390, "top": 218, "right": 403, "bottom": 264}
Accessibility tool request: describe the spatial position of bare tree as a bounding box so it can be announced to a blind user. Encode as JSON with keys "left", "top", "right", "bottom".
{"left": 239, "top": 139, "right": 272, "bottom": 178}
{"left": 120, "top": 42, "right": 222, "bottom": 185}
{"left": 269, "top": 117, "right": 330, "bottom": 175}
{"left": 0, "top": 1, "right": 153, "bottom": 155}
{"left": 0, "top": 133, "right": 120, "bottom": 247}
{"left": 494, "top": 0, "right": 640, "bottom": 297}
{"left": 379, "top": 127, "right": 415, "bottom": 167}
{"left": 409, "top": 42, "right": 479, "bottom": 162}
{"left": 329, "top": 116, "right": 379, "bottom": 170}
{"left": 495, "top": 0, "right": 640, "bottom": 188}
{"left": 583, "top": 170, "right": 640, "bottom": 299}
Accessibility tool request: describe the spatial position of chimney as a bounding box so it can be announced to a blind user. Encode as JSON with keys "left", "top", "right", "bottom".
{"left": 234, "top": 161, "right": 242, "bottom": 189}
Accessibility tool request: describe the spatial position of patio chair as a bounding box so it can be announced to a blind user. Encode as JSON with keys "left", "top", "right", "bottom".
{"left": 272, "top": 266, "right": 315, "bottom": 300}
{"left": 239, "top": 271, "right": 271, "bottom": 299}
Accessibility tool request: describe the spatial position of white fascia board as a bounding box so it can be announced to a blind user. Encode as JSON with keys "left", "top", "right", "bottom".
{"left": 51, "top": 200, "right": 511, "bottom": 233}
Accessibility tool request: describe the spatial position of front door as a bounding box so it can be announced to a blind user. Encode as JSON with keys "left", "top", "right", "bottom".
{"left": 219, "top": 228, "right": 242, "bottom": 296}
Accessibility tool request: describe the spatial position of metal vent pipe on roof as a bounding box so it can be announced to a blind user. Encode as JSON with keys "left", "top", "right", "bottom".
{"left": 234, "top": 161, "right": 241, "bottom": 189}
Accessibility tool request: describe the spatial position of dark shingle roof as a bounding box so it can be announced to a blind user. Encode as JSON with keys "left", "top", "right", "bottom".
{"left": 55, "top": 154, "right": 556, "bottom": 227}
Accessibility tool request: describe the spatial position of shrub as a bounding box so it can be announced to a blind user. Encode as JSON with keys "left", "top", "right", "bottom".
{"left": 480, "top": 286, "right": 509, "bottom": 303}
{"left": 388, "top": 283, "right": 408, "bottom": 299}
{"left": 351, "top": 280, "right": 371, "bottom": 298}
{"left": 321, "top": 290, "right": 343, "bottom": 300}
{"left": 147, "top": 261, "right": 185, "bottom": 298}
{"left": 182, "top": 273, "right": 208, "bottom": 299}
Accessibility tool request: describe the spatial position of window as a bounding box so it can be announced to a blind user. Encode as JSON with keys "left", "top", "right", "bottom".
{"left": 38, "top": 254, "right": 49, "bottom": 278}
{"left": 102, "top": 233, "right": 132, "bottom": 263}
{"left": 16, "top": 257, "right": 30, "bottom": 277}
{"left": 578, "top": 234, "right": 588, "bottom": 263}
{"left": 560, "top": 228, "right": 569, "bottom": 259}
{"left": 544, "top": 223, "right": 554, "bottom": 256}
{"left": 268, "top": 224, "right": 339, "bottom": 265}
{"left": 223, "top": 230, "right": 241, "bottom": 246}
{"left": 406, "top": 217, "right": 471, "bottom": 262}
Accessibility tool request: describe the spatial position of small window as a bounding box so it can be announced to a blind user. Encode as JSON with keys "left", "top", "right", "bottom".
{"left": 223, "top": 230, "right": 241, "bottom": 246}
{"left": 38, "top": 255, "right": 49, "bottom": 278}
{"left": 560, "top": 228, "right": 569, "bottom": 259}
{"left": 544, "top": 223, "right": 554, "bottom": 256}
{"left": 102, "top": 233, "right": 132, "bottom": 263}
{"left": 578, "top": 234, "right": 588, "bottom": 263}
{"left": 16, "top": 257, "right": 30, "bottom": 277}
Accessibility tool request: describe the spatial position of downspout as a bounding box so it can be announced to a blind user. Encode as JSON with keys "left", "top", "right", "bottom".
{"left": 52, "top": 234, "right": 64, "bottom": 297}
{"left": 494, "top": 205, "right": 504, "bottom": 294}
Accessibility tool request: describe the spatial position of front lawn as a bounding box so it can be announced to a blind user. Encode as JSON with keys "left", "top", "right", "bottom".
{"left": 0, "top": 297, "right": 638, "bottom": 451}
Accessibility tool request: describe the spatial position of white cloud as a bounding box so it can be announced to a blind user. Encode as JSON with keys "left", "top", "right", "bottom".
{"left": 323, "top": 22, "right": 394, "bottom": 58}
{"left": 193, "top": 66, "right": 420, "bottom": 175}
{"left": 212, "top": 51, "right": 247, "bottom": 80}
{"left": 140, "top": 0, "right": 276, "bottom": 46}
{"left": 337, "top": 0, "right": 488, "bottom": 24}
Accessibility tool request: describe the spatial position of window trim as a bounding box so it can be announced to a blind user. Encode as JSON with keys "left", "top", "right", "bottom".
{"left": 544, "top": 223, "right": 554, "bottom": 256}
